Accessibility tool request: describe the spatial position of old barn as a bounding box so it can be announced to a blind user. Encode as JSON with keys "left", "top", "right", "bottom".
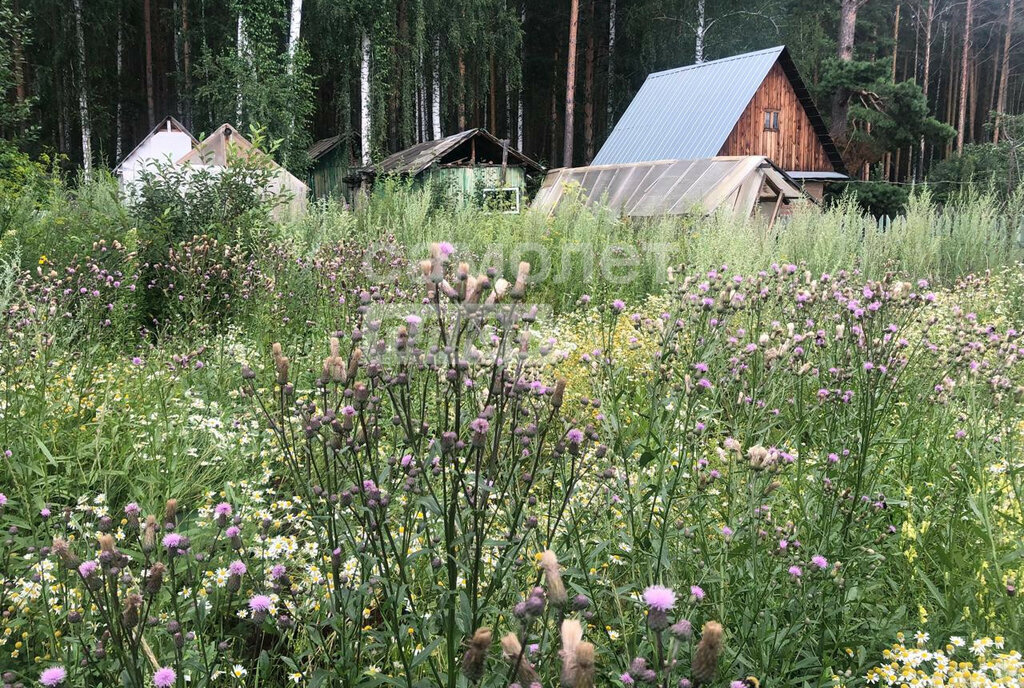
{"left": 593, "top": 46, "right": 847, "bottom": 200}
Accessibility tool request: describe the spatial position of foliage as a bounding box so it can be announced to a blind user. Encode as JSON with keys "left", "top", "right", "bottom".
{"left": 826, "top": 180, "right": 909, "bottom": 218}
{"left": 848, "top": 79, "right": 956, "bottom": 158}
{"left": 0, "top": 0, "right": 33, "bottom": 143}
{"left": 928, "top": 117, "right": 1024, "bottom": 203}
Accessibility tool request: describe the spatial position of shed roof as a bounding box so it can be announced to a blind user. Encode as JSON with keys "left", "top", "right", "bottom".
{"left": 592, "top": 46, "right": 846, "bottom": 175}
{"left": 530, "top": 156, "right": 806, "bottom": 217}
{"left": 114, "top": 116, "right": 198, "bottom": 173}
{"left": 353, "top": 129, "right": 544, "bottom": 178}
{"left": 308, "top": 134, "right": 359, "bottom": 162}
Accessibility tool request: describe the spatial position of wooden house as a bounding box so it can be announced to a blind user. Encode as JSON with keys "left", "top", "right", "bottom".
{"left": 346, "top": 129, "right": 544, "bottom": 211}
{"left": 306, "top": 134, "right": 359, "bottom": 202}
{"left": 593, "top": 46, "right": 847, "bottom": 200}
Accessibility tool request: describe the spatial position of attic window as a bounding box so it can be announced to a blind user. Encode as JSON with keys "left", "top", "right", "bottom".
{"left": 763, "top": 110, "right": 780, "bottom": 132}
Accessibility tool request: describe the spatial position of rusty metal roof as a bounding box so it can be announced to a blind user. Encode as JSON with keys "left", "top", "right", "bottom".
{"left": 530, "top": 156, "right": 806, "bottom": 217}
{"left": 592, "top": 46, "right": 846, "bottom": 175}
{"left": 353, "top": 129, "right": 544, "bottom": 178}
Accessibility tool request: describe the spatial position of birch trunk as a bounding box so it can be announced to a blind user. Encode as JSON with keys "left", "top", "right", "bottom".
{"left": 116, "top": 7, "right": 123, "bottom": 162}
{"left": 287, "top": 0, "right": 303, "bottom": 75}
{"left": 563, "top": 0, "right": 580, "bottom": 166}
{"left": 956, "top": 0, "right": 973, "bottom": 153}
{"left": 72, "top": 0, "right": 92, "bottom": 177}
{"left": 994, "top": 0, "right": 1016, "bottom": 142}
{"left": 432, "top": 37, "right": 442, "bottom": 140}
{"left": 182, "top": 0, "right": 190, "bottom": 125}
{"left": 694, "top": 0, "right": 706, "bottom": 63}
{"left": 517, "top": 2, "right": 525, "bottom": 150}
{"left": 236, "top": 14, "right": 248, "bottom": 123}
{"left": 361, "top": 33, "right": 372, "bottom": 164}
{"left": 144, "top": 0, "right": 155, "bottom": 128}
{"left": 607, "top": 0, "right": 616, "bottom": 128}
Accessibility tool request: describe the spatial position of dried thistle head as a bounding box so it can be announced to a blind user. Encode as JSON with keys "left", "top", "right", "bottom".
{"left": 163, "top": 499, "right": 178, "bottom": 527}
{"left": 501, "top": 633, "right": 539, "bottom": 684}
{"left": 461, "top": 627, "right": 492, "bottom": 683}
{"left": 141, "top": 515, "right": 158, "bottom": 553}
{"left": 51, "top": 537, "right": 79, "bottom": 569}
{"left": 574, "top": 642, "right": 596, "bottom": 688}
{"left": 539, "top": 550, "right": 568, "bottom": 607}
{"left": 551, "top": 378, "right": 566, "bottom": 408}
{"left": 511, "top": 261, "right": 531, "bottom": 299}
{"left": 691, "top": 621, "right": 724, "bottom": 686}
{"left": 97, "top": 533, "right": 115, "bottom": 554}
{"left": 559, "top": 619, "right": 584, "bottom": 687}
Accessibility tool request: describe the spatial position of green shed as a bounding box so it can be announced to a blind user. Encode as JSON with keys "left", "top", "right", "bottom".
{"left": 307, "top": 134, "right": 358, "bottom": 202}
{"left": 345, "top": 129, "right": 544, "bottom": 212}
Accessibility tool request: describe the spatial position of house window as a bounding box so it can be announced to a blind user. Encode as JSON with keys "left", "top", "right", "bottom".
{"left": 763, "top": 109, "right": 780, "bottom": 132}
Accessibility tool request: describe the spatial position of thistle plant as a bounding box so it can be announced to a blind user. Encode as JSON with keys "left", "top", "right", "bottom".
{"left": 242, "top": 243, "right": 599, "bottom": 686}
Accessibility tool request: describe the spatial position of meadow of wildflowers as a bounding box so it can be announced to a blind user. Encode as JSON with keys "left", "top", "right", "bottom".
{"left": 1, "top": 175, "right": 1024, "bottom": 687}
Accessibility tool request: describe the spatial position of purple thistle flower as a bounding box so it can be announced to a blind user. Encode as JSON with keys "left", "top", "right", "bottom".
{"left": 811, "top": 555, "right": 828, "bottom": 569}
{"left": 643, "top": 585, "right": 677, "bottom": 611}
{"left": 271, "top": 564, "right": 287, "bottom": 580}
{"left": 214, "top": 502, "right": 233, "bottom": 518}
{"left": 788, "top": 566, "right": 803, "bottom": 578}
{"left": 612, "top": 299, "right": 626, "bottom": 312}
{"left": 78, "top": 561, "right": 98, "bottom": 578}
{"left": 228, "top": 560, "right": 247, "bottom": 576}
{"left": 153, "top": 667, "right": 176, "bottom": 688}
{"left": 39, "top": 666, "right": 67, "bottom": 686}
{"left": 690, "top": 585, "right": 706, "bottom": 601}
{"left": 566, "top": 428, "right": 584, "bottom": 445}
{"left": 162, "top": 533, "right": 184, "bottom": 549}
{"left": 248, "top": 594, "right": 273, "bottom": 613}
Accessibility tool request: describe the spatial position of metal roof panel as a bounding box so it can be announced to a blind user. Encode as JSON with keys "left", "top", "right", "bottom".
{"left": 593, "top": 47, "right": 785, "bottom": 166}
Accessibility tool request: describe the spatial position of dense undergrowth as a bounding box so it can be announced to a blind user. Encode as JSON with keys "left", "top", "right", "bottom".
{"left": 0, "top": 172, "right": 1023, "bottom": 687}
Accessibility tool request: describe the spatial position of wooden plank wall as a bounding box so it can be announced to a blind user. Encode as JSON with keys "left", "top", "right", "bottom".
{"left": 718, "top": 62, "right": 834, "bottom": 173}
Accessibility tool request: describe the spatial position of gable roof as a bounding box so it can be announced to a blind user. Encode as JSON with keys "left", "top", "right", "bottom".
{"left": 532, "top": 156, "right": 807, "bottom": 217}
{"left": 592, "top": 46, "right": 846, "bottom": 175}
{"left": 114, "top": 116, "right": 198, "bottom": 173}
{"left": 177, "top": 123, "right": 309, "bottom": 192}
{"left": 354, "top": 128, "right": 544, "bottom": 178}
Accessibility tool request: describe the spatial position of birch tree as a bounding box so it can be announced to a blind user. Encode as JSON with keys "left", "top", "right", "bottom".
{"left": 361, "top": 32, "right": 372, "bottom": 164}
{"left": 72, "top": 0, "right": 91, "bottom": 176}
